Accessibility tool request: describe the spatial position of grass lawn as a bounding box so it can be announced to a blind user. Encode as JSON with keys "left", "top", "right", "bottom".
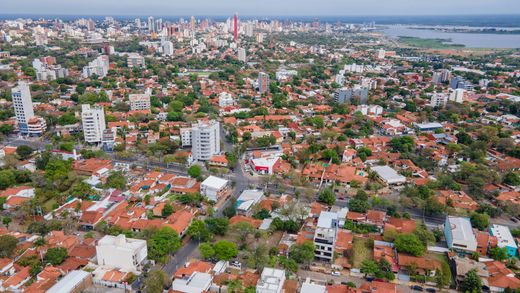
{"left": 42, "top": 198, "right": 58, "bottom": 213}
{"left": 351, "top": 236, "right": 374, "bottom": 268}
{"left": 399, "top": 36, "right": 465, "bottom": 49}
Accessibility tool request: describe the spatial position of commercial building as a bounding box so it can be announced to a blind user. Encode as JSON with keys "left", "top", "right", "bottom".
{"left": 256, "top": 268, "right": 285, "bottom": 293}
{"left": 236, "top": 189, "right": 264, "bottom": 215}
{"left": 81, "top": 104, "right": 106, "bottom": 144}
{"left": 370, "top": 165, "right": 406, "bottom": 185}
{"left": 335, "top": 86, "right": 369, "bottom": 104}
{"left": 96, "top": 234, "right": 147, "bottom": 273}
{"left": 181, "top": 120, "right": 221, "bottom": 161}
{"left": 314, "top": 211, "right": 338, "bottom": 262}
{"left": 258, "top": 72, "right": 270, "bottom": 94}
{"left": 47, "top": 270, "right": 93, "bottom": 293}
{"left": 129, "top": 93, "right": 151, "bottom": 110}
{"left": 490, "top": 224, "right": 518, "bottom": 257}
{"left": 200, "top": 176, "right": 230, "bottom": 202}
{"left": 444, "top": 216, "right": 477, "bottom": 254}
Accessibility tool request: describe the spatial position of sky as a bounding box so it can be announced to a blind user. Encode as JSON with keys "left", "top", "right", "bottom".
{"left": 2, "top": 0, "right": 520, "bottom": 16}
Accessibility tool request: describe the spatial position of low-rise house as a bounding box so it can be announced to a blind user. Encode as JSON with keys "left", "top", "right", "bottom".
{"left": 171, "top": 272, "right": 213, "bottom": 293}
{"left": 397, "top": 253, "right": 441, "bottom": 277}
{"left": 370, "top": 165, "right": 406, "bottom": 185}
{"left": 490, "top": 224, "right": 518, "bottom": 257}
{"left": 46, "top": 270, "right": 93, "bottom": 293}
{"left": 486, "top": 260, "right": 520, "bottom": 292}
{"left": 256, "top": 268, "right": 285, "bottom": 293}
{"left": 236, "top": 190, "right": 264, "bottom": 215}
{"left": 437, "top": 190, "right": 479, "bottom": 211}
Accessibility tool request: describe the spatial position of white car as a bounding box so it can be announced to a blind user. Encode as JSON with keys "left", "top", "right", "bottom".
{"left": 331, "top": 271, "right": 341, "bottom": 276}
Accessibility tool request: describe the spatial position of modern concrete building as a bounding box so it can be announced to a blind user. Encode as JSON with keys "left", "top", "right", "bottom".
{"left": 11, "top": 82, "right": 46, "bottom": 136}
{"left": 129, "top": 93, "right": 151, "bottom": 111}
{"left": 430, "top": 93, "right": 449, "bottom": 108}
{"left": 256, "top": 268, "right": 285, "bottom": 293}
{"left": 335, "top": 86, "right": 369, "bottom": 104}
{"left": 444, "top": 216, "right": 477, "bottom": 254}
{"left": 490, "top": 224, "right": 518, "bottom": 257}
{"left": 126, "top": 53, "right": 146, "bottom": 68}
{"left": 314, "top": 211, "right": 338, "bottom": 262}
{"left": 171, "top": 272, "right": 212, "bottom": 293}
{"left": 82, "top": 55, "right": 109, "bottom": 78}
{"left": 258, "top": 72, "right": 270, "bottom": 94}
{"left": 96, "top": 234, "right": 147, "bottom": 273}
{"left": 200, "top": 176, "right": 230, "bottom": 202}
{"left": 47, "top": 270, "right": 93, "bottom": 293}
{"left": 238, "top": 47, "right": 247, "bottom": 62}
{"left": 162, "top": 40, "right": 174, "bottom": 56}
{"left": 81, "top": 104, "right": 106, "bottom": 144}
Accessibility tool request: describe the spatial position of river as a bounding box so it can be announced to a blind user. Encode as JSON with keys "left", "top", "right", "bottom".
{"left": 382, "top": 25, "right": 520, "bottom": 49}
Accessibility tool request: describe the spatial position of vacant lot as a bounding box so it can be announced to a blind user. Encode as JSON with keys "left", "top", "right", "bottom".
{"left": 351, "top": 236, "right": 374, "bottom": 268}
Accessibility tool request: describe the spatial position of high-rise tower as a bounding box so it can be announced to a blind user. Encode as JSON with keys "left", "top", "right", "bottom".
{"left": 233, "top": 13, "right": 238, "bottom": 42}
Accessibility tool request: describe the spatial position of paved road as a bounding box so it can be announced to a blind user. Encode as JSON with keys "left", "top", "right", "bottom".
{"left": 163, "top": 239, "right": 199, "bottom": 277}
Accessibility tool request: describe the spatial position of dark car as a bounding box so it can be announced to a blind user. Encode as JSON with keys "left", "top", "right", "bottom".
{"left": 426, "top": 288, "right": 437, "bottom": 293}
{"left": 511, "top": 217, "right": 518, "bottom": 223}
{"left": 411, "top": 285, "right": 424, "bottom": 291}
{"left": 365, "top": 276, "right": 375, "bottom": 282}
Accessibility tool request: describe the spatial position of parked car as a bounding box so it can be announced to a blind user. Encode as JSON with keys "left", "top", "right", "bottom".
{"left": 426, "top": 288, "right": 437, "bottom": 293}
{"left": 411, "top": 285, "right": 424, "bottom": 291}
{"left": 331, "top": 271, "right": 341, "bottom": 276}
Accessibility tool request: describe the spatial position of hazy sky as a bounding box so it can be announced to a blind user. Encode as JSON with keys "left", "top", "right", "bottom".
{"left": 2, "top": 0, "right": 520, "bottom": 16}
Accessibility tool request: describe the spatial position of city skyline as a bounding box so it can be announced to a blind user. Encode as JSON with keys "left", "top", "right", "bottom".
{"left": 2, "top": 0, "right": 520, "bottom": 16}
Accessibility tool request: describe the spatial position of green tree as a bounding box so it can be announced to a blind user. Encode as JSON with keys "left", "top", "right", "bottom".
{"left": 161, "top": 203, "right": 174, "bottom": 217}
{"left": 394, "top": 233, "right": 425, "bottom": 256}
{"left": 44, "top": 247, "right": 68, "bottom": 265}
{"left": 470, "top": 213, "right": 489, "bottom": 231}
{"left": 318, "top": 188, "right": 336, "bottom": 206}
{"left": 503, "top": 172, "right": 520, "bottom": 186}
{"left": 204, "top": 218, "right": 229, "bottom": 235}
{"left": 2, "top": 217, "right": 11, "bottom": 229}
{"left": 214, "top": 240, "right": 238, "bottom": 261}
{"left": 0, "top": 235, "right": 18, "bottom": 257}
{"left": 147, "top": 227, "right": 181, "bottom": 263}
{"left": 106, "top": 172, "right": 127, "bottom": 189}
{"left": 489, "top": 247, "right": 508, "bottom": 261}
{"left": 188, "top": 165, "right": 202, "bottom": 179}
{"left": 231, "top": 222, "right": 255, "bottom": 245}
{"left": 199, "top": 243, "right": 215, "bottom": 260}
{"left": 0, "top": 170, "right": 15, "bottom": 189}
{"left": 187, "top": 220, "right": 212, "bottom": 242}
{"left": 460, "top": 269, "right": 482, "bottom": 293}
{"left": 348, "top": 198, "right": 370, "bottom": 213}
{"left": 361, "top": 259, "right": 379, "bottom": 277}
{"left": 144, "top": 270, "right": 168, "bottom": 293}
{"left": 16, "top": 145, "right": 34, "bottom": 160}
{"left": 289, "top": 241, "right": 315, "bottom": 264}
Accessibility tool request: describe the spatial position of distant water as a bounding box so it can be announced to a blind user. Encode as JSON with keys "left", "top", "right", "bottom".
{"left": 382, "top": 25, "right": 520, "bottom": 48}
{"left": 0, "top": 14, "right": 519, "bottom": 27}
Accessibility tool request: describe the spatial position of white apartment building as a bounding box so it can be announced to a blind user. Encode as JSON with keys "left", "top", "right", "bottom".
{"left": 256, "top": 268, "right": 286, "bottom": 293}
{"left": 127, "top": 53, "right": 146, "bottom": 68}
{"left": 430, "top": 93, "right": 449, "bottom": 108}
{"left": 182, "top": 120, "right": 221, "bottom": 161}
{"left": 96, "top": 234, "right": 147, "bottom": 273}
{"left": 129, "top": 93, "right": 151, "bottom": 110}
{"left": 12, "top": 82, "right": 36, "bottom": 135}
{"left": 81, "top": 104, "right": 106, "bottom": 143}
{"left": 449, "top": 88, "right": 465, "bottom": 103}
{"left": 238, "top": 47, "right": 246, "bottom": 62}
{"left": 218, "top": 92, "right": 234, "bottom": 107}
{"left": 162, "top": 40, "right": 174, "bottom": 56}
{"left": 82, "top": 55, "right": 109, "bottom": 78}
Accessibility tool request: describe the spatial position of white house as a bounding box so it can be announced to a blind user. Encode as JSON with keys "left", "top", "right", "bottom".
{"left": 236, "top": 189, "right": 264, "bottom": 215}
{"left": 96, "top": 234, "right": 147, "bottom": 273}
{"left": 256, "top": 268, "right": 286, "bottom": 293}
{"left": 171, "top": 272, "right": 212, "bottom": 293}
